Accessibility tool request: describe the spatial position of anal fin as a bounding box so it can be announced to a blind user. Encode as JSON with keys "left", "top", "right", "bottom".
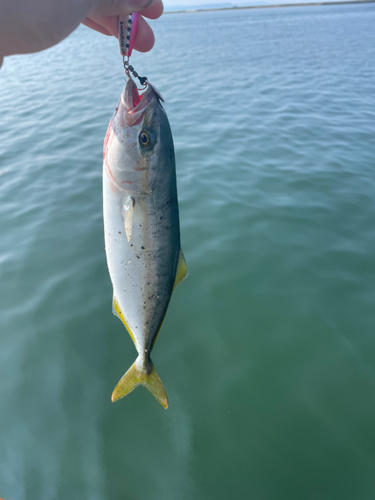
{"left": 112, "top": 295, "right": 137, "bottom": 346}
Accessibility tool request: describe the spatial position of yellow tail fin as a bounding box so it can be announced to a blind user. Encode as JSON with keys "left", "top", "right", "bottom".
{"left": 111, "top": 357, "right": 168, "bottom": 409}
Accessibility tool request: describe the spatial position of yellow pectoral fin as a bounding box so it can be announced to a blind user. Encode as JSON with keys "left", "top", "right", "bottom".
{"left": 112, "top": 296, "right": 137, "bottom": 346}
{"left": 173, "top": 249, "right": 188, "bottom": 290}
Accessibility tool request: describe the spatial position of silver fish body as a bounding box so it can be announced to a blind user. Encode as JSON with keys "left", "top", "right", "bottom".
{"left": 103, "top": 79, "right": 187, "bottom": 408}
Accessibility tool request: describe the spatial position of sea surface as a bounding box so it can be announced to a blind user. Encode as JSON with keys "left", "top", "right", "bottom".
{"left": 1, "top": 3, "right": 375, "bottom": 499}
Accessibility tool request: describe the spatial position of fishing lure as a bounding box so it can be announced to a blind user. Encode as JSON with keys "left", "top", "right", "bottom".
{"left": 118, "top": 13, "right": 138, "bottom": 58}
{"left": 118, "top": 14, "right": 147, "bottom": 85}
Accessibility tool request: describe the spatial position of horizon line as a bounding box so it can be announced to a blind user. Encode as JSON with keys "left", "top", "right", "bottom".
{"left": 164, "top": 0, "right": 374, "bottom": 14}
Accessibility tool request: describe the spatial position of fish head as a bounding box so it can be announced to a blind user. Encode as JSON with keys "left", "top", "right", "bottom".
{"left": 107, "top": 78, "right": 175, "bottom": 194}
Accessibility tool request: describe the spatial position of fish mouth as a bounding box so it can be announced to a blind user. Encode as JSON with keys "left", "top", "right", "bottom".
{"left": 121, "top": 78, "right": 164, "bottom": 126}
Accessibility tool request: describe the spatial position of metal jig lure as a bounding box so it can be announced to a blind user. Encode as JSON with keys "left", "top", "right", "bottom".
{"left": 118, "top": 13, "right": 148, "bottom": 87}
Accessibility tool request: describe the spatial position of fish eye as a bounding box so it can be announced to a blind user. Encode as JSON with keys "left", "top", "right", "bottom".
{"left": 140, "top": 132, "right": 149, "bottom": 145}
{"left": 139, "top": 129, "right": 155, "bottom": 151}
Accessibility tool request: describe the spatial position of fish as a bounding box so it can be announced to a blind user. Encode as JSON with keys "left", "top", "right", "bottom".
{"left": 103, "top": 78, "right": 187, "bottom": 409}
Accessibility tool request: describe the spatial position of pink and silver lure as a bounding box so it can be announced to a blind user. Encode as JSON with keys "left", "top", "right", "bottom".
{"left": 118, "top": 13, "right": 138, "bottom": 58}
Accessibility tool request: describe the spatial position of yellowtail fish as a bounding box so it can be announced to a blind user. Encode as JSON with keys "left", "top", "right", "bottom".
{"left": 103, "top": 78, "right": 187, "bottom": 408}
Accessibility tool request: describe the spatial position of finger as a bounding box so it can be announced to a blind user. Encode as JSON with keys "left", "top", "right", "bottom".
{"left": 139, "top": 0, "right": 164, "bottom": 20}
{"left": 82, "top": 17, "right": 112, "bottom": 36}
{"left": 125, "top": 0, "right": 155, "bottom": 13}
{"left": 89, "top": 0, "right": 153, "bottom": 17}
{"left": 134, "top": 15, "right": 154, "bottom": 52}
{"left": 87, "top": 16, "right": 119, "bottom": 37}
{"left": 85, "top": 14, "right": 155, "bottom": 52}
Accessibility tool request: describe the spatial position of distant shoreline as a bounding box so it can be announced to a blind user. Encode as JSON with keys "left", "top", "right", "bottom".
{"left": 164, "top": 0, "right": 374, "bottom": 14}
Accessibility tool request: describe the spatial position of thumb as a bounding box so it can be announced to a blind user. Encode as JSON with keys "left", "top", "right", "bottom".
{"left": 121, "top": 0, "right": 154, "bottom": 12}
{"left": 89, "top": 0, "right": 153, "bottom": 16}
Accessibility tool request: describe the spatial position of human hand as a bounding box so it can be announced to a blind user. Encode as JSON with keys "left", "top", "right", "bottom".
{"left": 82, "top": 0, "right": 163, "bottom": 53}
{"left": 0, "top": 0, "right": 163, "bottom": 66}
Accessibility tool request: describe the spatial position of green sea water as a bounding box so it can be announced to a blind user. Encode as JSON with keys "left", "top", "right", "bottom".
{"left": 1, "top": 3, "right": 375, "bottom": 499}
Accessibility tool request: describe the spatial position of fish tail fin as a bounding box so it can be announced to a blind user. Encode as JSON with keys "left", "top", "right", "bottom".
{"left": 111, "top": 356, "right": 168, "bottom": 409}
